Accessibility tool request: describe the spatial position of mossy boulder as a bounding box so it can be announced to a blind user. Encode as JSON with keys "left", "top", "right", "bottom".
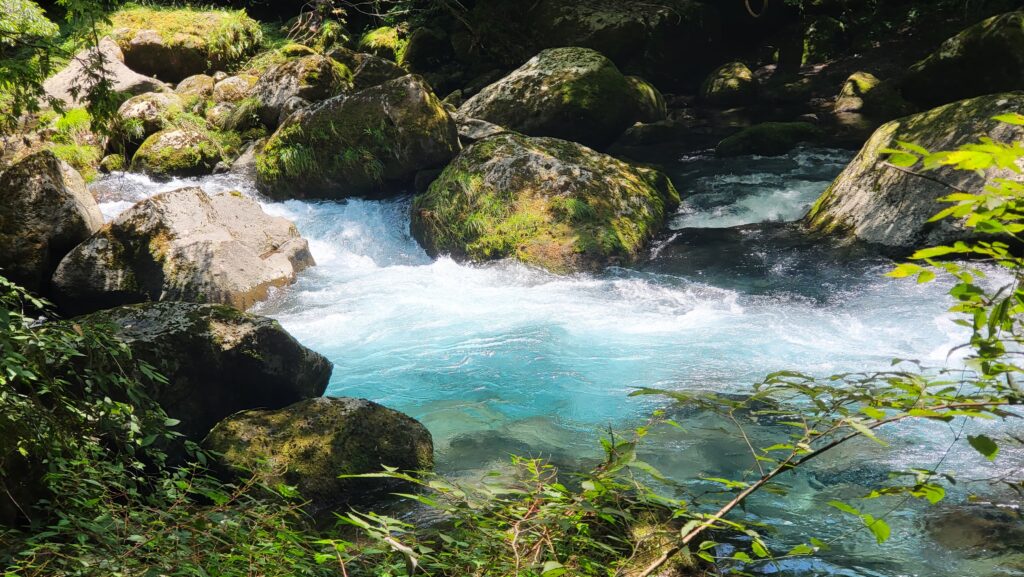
{"left": 76, "top": 302, "right": 332, "bottom": 441}
{"left": 357, "top": 26, "right": 407, "bottom": 62}
{"left": 204, "top": 397, "right": 433, "bottom": 513}
{"left": 130, "top": 127, "right": 224, "bottom": 178}
{"left": 252, "top": 54, "right": 353, "bottom": 128}
{"left": 114, "top": 91, "right": 183, "bottom": 147}
{"left": 175, "top": 74, "right": 215, "bottom": 98}
{"left": 213, "top": 74, "right": 258, "bottom": 103}
{"left": 99, "top": 153, "right": 126, "bottom": 173}
{"left": 256, "top": 74, "right": 460, "bottom": 199}
{"left": 52, "top": 187, "right": 315, "bottom": 315}
{"left": 411, "top": 132, "right": 680, "bottom": 274}
{"left": 0, "top": 150, "right": 103, "bottom": 293}
{"left": 699, "top": 61, "right": 756, "bottom": 107}
{"left": 328, "top": 47, "right": 406, "bottom": 91}
{"left": 901, "top": 12, "right": 1024, "bottom": 107}
{"left": 458, "top": 47, "right": 660, "bottom": 149}
{"left": 111, "top": 7, "right": 262, "bottom": 82}
{"left": 716, "top": 122, "right": 821, "bottom": 157}
{"left": 626, "top": 76, "right": 668, "bottom": 123}
{"left": 834, "top": 72, "right": 914, "bottom": 119}
{"left": 805, "top": 93, "right": 1024, "bottom": 248}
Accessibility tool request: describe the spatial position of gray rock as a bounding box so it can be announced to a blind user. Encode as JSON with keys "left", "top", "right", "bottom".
{"left": 44, "top": 38, "right": 168, "bottom": 106}
{"left": 115, "top": 91, "right": 183, "bottom": 146}
{"left": 805, "top": 93, "right": 1024, "bottom": 248}
{"left": 130, "top": 127, "right": 224, "bottom": 178}
{"left": 0, "top": 150, "right": 103, "bottom": 293}
{"left": 175, "top": 74, "right": 215, "bottom": 99}
{"left": 204, "top": 397, "right": 433, "bottom": 513}
{"left": 52, "top": 187, "right": 315, "bottom": 315}
{"left": 77, "top": 302, "right": 332, "bottom": 441}
{"left": 212, "top": 75, "right": 257, "bottom": 103}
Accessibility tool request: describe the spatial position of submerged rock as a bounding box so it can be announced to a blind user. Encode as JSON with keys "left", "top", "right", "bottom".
{"left": 256, "top": 74, "right": 460, "bottom": 199}
{"left": 130, "top": 127, "right": 224, "bottom": 178}
{"left": 805, "top": 93, "right": 1024, "bottom": 248}
{"left": 901, "top": 12, "right": 1024, "bottom": 107}
{"left": 716, "top": 122, "right": 821, "bottom": 157}
{"left": 411, "top": 132, "right": 680, "bottom": 274}
{"left": 43, "top": 38, "right": 168, "bottom": 106}
{"left": 52, "top": 187, "right": 315, "bottom": 315}
{"left": 699, "top": 61, "right": 757, "bottom": 107}
{"left": 204, "top": 397, "right": 433, "bottom": 512}
{"left": 458, "top": 47, "right": 663, "bottom": 149}
{"left": 78, "top": 302, "right": 331, "bottom": 441}
{"left": 0, "top": 150, "right": 103, "bottom": 293}
{"left": 253, "top": 54, "right": 352, "bottom": 127}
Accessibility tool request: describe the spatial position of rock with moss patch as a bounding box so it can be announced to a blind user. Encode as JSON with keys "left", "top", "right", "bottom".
{"left": 458, "top": 47, "right": 660, "bottom": 148}
{"left": 805, "top": 93, "right": 1024, "bottom": 248}
{"left": 0, "top": 150, "right": 103, "bottom": 293}
{"left": 130, "top": 127, "right": 225, "bottom": 178}
{"left": 901, "top": 12, "right": 1024, "bottom": 107}
{"left": 411, "top": 132, "right": 680, "bottom": 274}
{"left": 44, "top": 38, "right": 169, "bottom": 106}
{"left": 204, "top": 397, "right": 433, "bottom": 512}
{"left": 52, "top": 187, "right": 315, "bottom": 315}
{"left": 111, "top": 7, "right": 262, "bottom": 82}
{"left": 253, "top": 55, "right": 353, "bottom": 128}
{"left": 834, "top": 72, "right": 914, "bottom": 120}
{"left": 803, "top": 16, "right": 846, "bottom": 64}
{"left": 212, "top": 74, "right": 258, "bottom": 103}
{"left": 257, "top": 74, "right": 460, "bottom": 199}
{"left": 716, "top": 122, "right": 821, "bottom": 157}
{"left": 175, "top": 74, "right": 215, "bottom": 98}
{"left": 76, "top": 301, "right": 331, "bottom": 441}
{"left": 99, "top": 153, "right": 126, "bottom": 173}
{"left": 699, "top": 62, "right": 756, "bottom": 107}
{"left": 626, "top": 76, "right": 668, "bottom": 123}
{"left": 328, "top": 47, "right": 406, "bottom": 91}
{"left": 115, "top": 91, "right": 183, "bottom": 146}
{"left": 358, "top": 26, "right": 406, "bottom": 62}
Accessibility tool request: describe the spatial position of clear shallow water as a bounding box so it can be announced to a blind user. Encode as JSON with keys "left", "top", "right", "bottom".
{"left": 93, "top": 148, "right": 1023, "bottom": 577}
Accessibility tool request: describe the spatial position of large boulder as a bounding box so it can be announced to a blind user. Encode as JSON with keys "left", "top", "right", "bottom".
{"left": 175, "top": 74, "right": 216, "bottom": 99}
{"left": 0, "top": 150, "right": 103, "bottom": 293}
{"left": 110, "top": 7, "right": 262, "bottom": 82}
{"left": 804, "top": 93, "right": 1024, "bottom": 248}
{"left": 52, "top": 187, "right": 315, "bottom": 315}
{"left": 43, "top": 38, "right": 168, "bottom": 106}
{"left": 252, "top": 54, "right": 353, "bottom": 127}
{"left": 256, "top": 74, "right": 460, "bottom": 199}
{"left": 130, "top": 127, "right": 224, "bottom": 178}
{"left": 901, "top": 12, "right": 1024, "bottom": 107}
{"left": 458, "top": 47, "right": 664, "bottom": 149}
{"left": 699, "top": 61, "right": 757, "bottom": 107}
{"left": 76, "top": 302, "right": 332, "bottom": 441}
{"left": 411, "top": 132, "right": 680, "bottom": 274}
{"left": 204, "top": 397, "right": 433, "bottom": 512}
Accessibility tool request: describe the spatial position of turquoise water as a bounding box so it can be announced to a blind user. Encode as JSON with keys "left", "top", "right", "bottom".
{"left": 92, "top": 147, "right": 1023, "bottom": 576}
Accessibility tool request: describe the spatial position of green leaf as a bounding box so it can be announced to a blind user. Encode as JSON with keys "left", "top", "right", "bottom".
{"left": 993, "top": 113, "right": 1024, "bottom": 125}
{"left": 541, "top": 561, "right": 566, "bottom": 577}
{"left": 866, "top": 517, "right": 891, "bottom": 544}
{"left": 967, "top": 434, "right": 999, "bottom": 461}
{"left": 751, "top": 540, "right": 769, "bottom": 558}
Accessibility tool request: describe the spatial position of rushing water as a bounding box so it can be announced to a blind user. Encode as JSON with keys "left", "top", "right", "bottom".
{"left": 92, "top": 146, "right": 1023, "bottom": 577}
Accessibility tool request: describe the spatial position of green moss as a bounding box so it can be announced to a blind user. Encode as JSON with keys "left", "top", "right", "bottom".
{"left": 412, "top": 133, "right": 679, "bottom": 274}
{"left": 131, "top": 127, "right": 225, "bottom": 178}
{"left": 48, "top": 143, "right": 101, "bottom": 182}
{"left": 358, "top": 26, "right": 407, "bottom": 62}
{"left": 110, "top": 6, "right": 262, "bottom": 70}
